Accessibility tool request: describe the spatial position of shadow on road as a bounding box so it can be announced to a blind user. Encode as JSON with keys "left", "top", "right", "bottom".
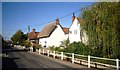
{"left": 2, "top": 45, "right": 28, "bottom": 70}
{"left": 2, "top": 45, "right": 29, "bottom": 54}
{"left": 2, "top": 57, "right": 29, "bottom": 70}
{"left": 2, "top": 57, "right": 19, "bottom": 70}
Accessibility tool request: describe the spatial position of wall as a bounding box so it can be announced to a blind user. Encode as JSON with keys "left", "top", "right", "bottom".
{"left": 69, "top": 18, "right": 81, "bottom": 43}
{"left": 39, "top": 37, "right": 48, "bottom": 47}
{"left": 39, "top": 25, "right": 67, "bottom": 47}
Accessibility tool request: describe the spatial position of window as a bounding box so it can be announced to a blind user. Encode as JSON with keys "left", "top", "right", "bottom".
{"left": 74, "top": 30, "right": 77, "bottom": 34}
{"left": 45, "top": 41, "right": 47, "bottom": 44}
{"left": 44, "top": 41, "right": 47, "bottom": 47}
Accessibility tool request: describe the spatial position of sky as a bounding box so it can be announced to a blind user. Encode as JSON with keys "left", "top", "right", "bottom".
{"left": 2, "top": 2, "right": 93, "bottom": 40}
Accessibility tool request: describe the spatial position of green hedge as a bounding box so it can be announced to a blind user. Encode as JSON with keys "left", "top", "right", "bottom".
{"left": 64, "top": 42, "right": 89, "bottom": 55}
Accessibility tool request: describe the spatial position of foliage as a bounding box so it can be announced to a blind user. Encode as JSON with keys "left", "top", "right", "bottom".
{"left": 59, "top": 38, "right": 70, "bottom": 48}
{"left": 24, "top": 40, "right": 32, "bottom": 48}
{"left": 49, "top": 45, "right": 63, "bottom": 52}
{"left": 11, "top": 29, "right": 27, "bottom": 45}
{"left": 81, "top": 2, "right": 120, "bottom": 59}
{"left": 49, "top": 45, "right": 55, "bottom": 51}
{"left": 64, "top": 42, "right": 89, "bottom": 55}
{"left": 54, "top": 47, "right": 64, "bottom": 52}
{"left": 35, "top": 44, "right": 42, "bottom": 49}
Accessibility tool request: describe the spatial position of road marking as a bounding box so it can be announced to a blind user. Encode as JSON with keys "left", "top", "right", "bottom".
{"left": 37, "top": 62, "right": 48, "bottom": 68}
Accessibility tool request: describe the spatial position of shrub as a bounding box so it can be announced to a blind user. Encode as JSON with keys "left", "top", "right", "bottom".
{"left": 49, "top": 45, "right": 64, "bottom": 52}
{"left": 60, "top": 38, "right": 70, "bottom": 48}
{"left": 35, "top": 44, "right": 42, "bottom": 50}
{"left": 64, "top": 42, "right": 89, "bottom": 55}
{"left": 54, "top": 47, "right": 64, "bottom": 52}
{"left": 24, "top": 40, "right": 31, "bottom": 48}
{"left": 49, "top": 45, "right": 55, "bottom": 51}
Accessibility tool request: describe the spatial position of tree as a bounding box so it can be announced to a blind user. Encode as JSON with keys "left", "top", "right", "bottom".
{"left": 11, "top": 29, "right": 27, "bottom": 45}
{"left": 60, "top": 38, "right": 70, "bottom": 48}
{"left": 81, "top": 2, "right": 120, "bottom": 59}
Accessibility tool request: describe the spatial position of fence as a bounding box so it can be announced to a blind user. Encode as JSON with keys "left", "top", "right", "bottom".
{"left": 30, "top": 48, "right": 119, "bottom": 70}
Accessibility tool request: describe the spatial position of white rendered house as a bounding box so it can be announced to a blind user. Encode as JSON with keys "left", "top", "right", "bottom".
{"left": 37, "top": 15, "right": 88, "bottom": 47}
{"left": 37, "top": 18, "right": 69, "bottom": 47}
{"left": 69, "top": 14, "right": 88, "bottom": 45}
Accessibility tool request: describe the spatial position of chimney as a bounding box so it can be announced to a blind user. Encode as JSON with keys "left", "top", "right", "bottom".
{"left": 72, "top": 13, "right": 75, "bottom": 23}
{"left": 32, "top": 29, "right": 35, "bottom": 32}
{"left": 56, "top": 17, "right": 59, "bottom": 25}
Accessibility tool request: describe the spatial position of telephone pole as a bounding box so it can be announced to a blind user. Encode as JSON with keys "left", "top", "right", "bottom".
{"left": 28, "top": 26, "right": 30, "bottom": 40}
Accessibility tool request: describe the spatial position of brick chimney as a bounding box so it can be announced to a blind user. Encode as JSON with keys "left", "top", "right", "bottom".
{"left": 32, "top": 29, "right": 36, "bottom": 35}
{"left": 56, "top": 17, "right": 59, "bottom": 25}
{"left": 72, "top": 13, "right": 75, "bottom": 23}
{"left": 32, "top": 29, "right": 35, "bottom": 32}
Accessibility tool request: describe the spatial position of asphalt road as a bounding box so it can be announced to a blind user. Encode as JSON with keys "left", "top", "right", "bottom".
{"left": 2, "top": 47, "right": 98, "bottom": 70}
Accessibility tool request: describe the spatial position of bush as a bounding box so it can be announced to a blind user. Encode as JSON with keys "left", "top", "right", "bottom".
{"left": 59, "top": 39, "right": 70, "bottom": 48}
{"left": 24, "top": 40, "right": 31, "bottom": 48}
{"left": 49, "top": 45, "right": 64, "bottom": 52}
{"left": 35, "top": 44, "right": 42, "bottom": 50}
{"left": 49, "top": 45, "right": 55, "bottom": 51}
{"left": 64, "top": 42, "right": 89, "bottom": 55}
{"left": 54, "top": 47, "right": 64, "bottom": 52}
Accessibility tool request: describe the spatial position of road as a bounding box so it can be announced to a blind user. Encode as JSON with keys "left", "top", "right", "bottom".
{"left": 2, "top": 46, "right": 98, "bottom": 70}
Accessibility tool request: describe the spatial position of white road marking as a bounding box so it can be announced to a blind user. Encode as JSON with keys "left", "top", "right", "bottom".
{"left": 37, "top": 62, "right": 48, "bottom": 68}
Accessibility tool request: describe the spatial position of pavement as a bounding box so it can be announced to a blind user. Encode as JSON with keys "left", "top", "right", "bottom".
{"left": 1, "top": 46, "right": 99, "bottom": 70}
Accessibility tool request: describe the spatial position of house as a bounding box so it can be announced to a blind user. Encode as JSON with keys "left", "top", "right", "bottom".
{"left": 62, "top": 27, "right": 69, "bottom": 40}
{"left": 37, "top": 18, "right": 68, "bottom": 47}
{"left": 37, "top": 14, "right": 88, "bottom": 48}
{"left": 69, "top": 14, "right": 88, "bottom": 45}
{"left": 28, "top": 29, "right": 39, "bottom": 46}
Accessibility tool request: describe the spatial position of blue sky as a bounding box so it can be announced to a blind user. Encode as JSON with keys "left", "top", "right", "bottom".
{"left": 2, "top": 2, "right": 93, "bottom": 40}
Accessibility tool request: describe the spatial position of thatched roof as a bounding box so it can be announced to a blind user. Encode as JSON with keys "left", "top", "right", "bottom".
{"left": 37, "top": 21, "right": 57, "bottom": 38}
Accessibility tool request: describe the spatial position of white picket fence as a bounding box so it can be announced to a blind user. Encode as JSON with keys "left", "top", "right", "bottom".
{"left": 30, "top": 48, "right": 119, "bottom": 70}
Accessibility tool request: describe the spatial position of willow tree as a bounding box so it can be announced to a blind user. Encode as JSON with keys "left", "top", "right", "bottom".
{"left": 81, "top": 2, "right": 120, "bottom": 59}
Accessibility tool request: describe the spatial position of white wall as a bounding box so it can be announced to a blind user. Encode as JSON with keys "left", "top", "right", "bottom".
{"left": 65, "top": 34, "right": 68, "bottom": 40}
{"left": 39, "top": 25, "right": 67, "bottom": 47}
{"left": 39, "top": 37, "right": 48, "bottom": 47}
{"left": 69, "top": 18, "right": 88, "bottom": 45}
{"left": 69, "top": 18, "right": 81, "bottom": 43}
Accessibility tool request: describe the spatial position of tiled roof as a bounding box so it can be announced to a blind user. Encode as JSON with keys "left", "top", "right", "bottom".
{"left": 28, "top": 31, "right": 39, "bottom": 40}
{"left": 77, "top": 17, "right": 82, "bottom": 23}
{"left": 63, "top": 27, "right": 69, "bottom": 34}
